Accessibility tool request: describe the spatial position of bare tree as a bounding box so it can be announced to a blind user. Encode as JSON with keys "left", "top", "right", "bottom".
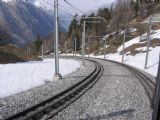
{"left": 112, "top": 0, "right": 133, "bottom": 32}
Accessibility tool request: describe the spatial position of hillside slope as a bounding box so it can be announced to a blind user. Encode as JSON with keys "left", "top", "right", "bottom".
{"left": 0, "top": 1, "right": 66, "bottom": 46}
{"left": 94, "top": 29, "right": 160, "bottom": 76}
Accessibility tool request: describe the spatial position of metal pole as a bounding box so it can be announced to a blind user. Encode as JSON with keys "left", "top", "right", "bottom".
{"left": 103, "top": 39, "right": 106, "bottom": 59}
{"left": 81, "top": 17, "right": 106, "bottom": 64}
{"left": 103, "top": 40, "right": 105, "bottom": 59}
{"left": 54, "top": 0, "right": 61, "bottom": 79}
{"left": 88, "top": 39, "right": 89, "bottom": 58}
{"left": 88, "top": 48, "right": 89, "bottom": 58}
{"left": 122, "top": 31, "right": 126, "bottom": 62}
{"left": 65, "top": 41, "right": 67, "bottom": 56}
{"left": 152, "top": 54, "right": 160, "bottom": 120}
{"left": 28, "top": 48, "right": 30, "bottom": 55}
{"left": 73, "top": 49, "right": 74, "bottom": 56}
{"left": 29, "top": 47, "right": 31, "bottom": 55}
{"left": 75, "top": 36, "right": 77, "bottom": 56}
{"left": 105, "top": 39, "right": 107, "bottom": 59}
{"left": 41, "top": 42, "right": 44, "bottom": 57}
{"left": 64, "top": 34, "right": 67, "bottom": 56}
{"left": 144, "top": 16, "right": 152, "bottom": 69}
{"left": 82, "top": 20, "right": 86, "bottom": 66}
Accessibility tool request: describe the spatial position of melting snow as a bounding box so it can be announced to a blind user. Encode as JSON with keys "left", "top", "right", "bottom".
{"left": 95, "top": 29, "right": 160, "bottom": 77}
{"left": 0, "top": 58, "right": 80, "bottom": 98}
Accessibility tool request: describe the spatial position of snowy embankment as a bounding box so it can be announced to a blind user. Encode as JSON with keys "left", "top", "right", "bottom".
{"left": 59, "top": 29, "right": 160, "bottom": 77}
{"left": 93, "top": 29, "right": 160, "bottom": 77}
{"left": 0, "top": 58, "right": 80, "bottom": 98}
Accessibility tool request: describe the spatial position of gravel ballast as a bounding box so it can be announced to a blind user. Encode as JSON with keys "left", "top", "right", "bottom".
{"left": 0, "top": 58, "right": 154, "bottom": 120}
{"left": 53, "top": 59, "right": 154, "bottom": 120}
{"left": 0, "top": 59, "right": 95, "bottom": 119}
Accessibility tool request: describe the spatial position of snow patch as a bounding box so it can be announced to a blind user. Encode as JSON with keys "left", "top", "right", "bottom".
{"left": 94, "top": 29, "right": 160, "bottom": 77}
{"left": 0, "top": 58, "right": 80, "bottom": 98}
{"left": 118, "top": 29, "right": 160, "bottom": 52}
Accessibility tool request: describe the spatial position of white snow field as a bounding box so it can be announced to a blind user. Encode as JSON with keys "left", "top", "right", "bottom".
{"left": 92, "top": 29, "right": 160, "bottom": 77}
{"left": 0, "top": 58, "right": 80, "bottom": 98}
{"left": 63, "top": 29, "right": 160, "bottom": 77}
{"left": 93, "top": 46, "right": 159, "bottom": 77}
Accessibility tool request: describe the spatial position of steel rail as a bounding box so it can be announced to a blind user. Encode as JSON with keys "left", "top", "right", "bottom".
{"left": 124, "top": 64, "right": 155, "bottom": 108}
{"left": 62, "top": 56, "right": 155, "bottom": 108}
{"left": 5, "top": 60, "right": 103, "bottom": 120}
{"left": 102, "top": 59, "right": 155, "bottom": 108}
{"left": 63, "top": 57, "right": 155, "bottom": 109}
{"left": 65, "top": 57, "right": 155, "bottom": 103}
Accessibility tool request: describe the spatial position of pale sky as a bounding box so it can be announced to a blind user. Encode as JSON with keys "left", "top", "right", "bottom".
{"left": 59, "top": 0, "right": 115, "bottom": 15}
{"left": 2, "top": 0, "right": 116, "bottom": 15}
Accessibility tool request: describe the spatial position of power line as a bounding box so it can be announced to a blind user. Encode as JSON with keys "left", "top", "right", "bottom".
{"left": 42, "top": 0, "right": 54, "bottom": 8}
{"left": 60, "top": 3, "right": 79, "bottom": 15}
{"left": 59, "top": 4, "right": 78, "bottom": 15}
{"left": 64, "top": 0, "right": 85, "bottom": 15}
{"left": 42, "top": 0, "right": 75, "bottom": 17}
{"left": 44, "top": 0, "right": 81, "bottom": 16}
{"left": 59, "top": 7, "right": 74, "bottom": 17}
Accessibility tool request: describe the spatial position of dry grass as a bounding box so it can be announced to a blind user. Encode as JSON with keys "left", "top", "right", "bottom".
{"left": 0, "top": 45, "right": 42, "bottom": 64}
{"left": 120, "top": 39, "right": 160, "bottom": 55}
{"left": 153, "top": 23, "right": 160, "bottom": 30}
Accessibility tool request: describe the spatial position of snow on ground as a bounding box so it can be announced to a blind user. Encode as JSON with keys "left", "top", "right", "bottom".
{"left": 60, "top": 53, "right": 81, "bottom": 56}
{"left": 118, "top": 29, "right": 160, "bottom": 52}
{"left": 102, "top": 28, "right": 137, "bottom": 40}
{"left": 93, "top": 29, "right": 160, "bottom": 77}
{"left": 0, "top": 58, "right": 80, "bottom": 98}
{"left": 57, "top": 29, "right": 160, "bottom": 78}
{"left": 92, "top": 46, "right": 160, "bottom": 77}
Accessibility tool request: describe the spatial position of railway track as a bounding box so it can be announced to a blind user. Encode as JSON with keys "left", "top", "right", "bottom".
{"left": 104, "top": 59, "right": 156, "bottom": 108}
{"left": 4, "top": 60, "right": 103, "bottom": 120}
{"left": 3, "top": 57, "right": 155, "bottom": 120}
{"left": 123, "top": 63, "right": 155, "bottom": 108}
{"left": 62, "top": 57, "right": 155, "bottom": 108}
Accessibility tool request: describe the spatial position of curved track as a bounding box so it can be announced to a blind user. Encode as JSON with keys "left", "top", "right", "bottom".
{"left": 5, "top": 60, "right": 103, "bottom": 120}
{"left": 105, "top": 59, "right": 155, "bottom": 107}
{"left": 52, "top": 58, "right": 155, "bottom": 120}
{"left": 4, "top": 57, "right": 155, "bottom": 120}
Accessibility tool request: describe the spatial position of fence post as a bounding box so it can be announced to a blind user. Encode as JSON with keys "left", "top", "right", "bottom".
{"left": 152, "top": 54, "right": 160, "bottom": 120}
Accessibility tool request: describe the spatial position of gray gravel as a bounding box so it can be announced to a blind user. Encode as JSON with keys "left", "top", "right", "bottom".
{"left": 52, "top": 59, "right": 153, "bottom": 120}
{"left": 0, "top": 59, "right": 95, "bottom": 119}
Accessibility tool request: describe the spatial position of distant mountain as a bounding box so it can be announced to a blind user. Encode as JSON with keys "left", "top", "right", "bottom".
{"left": 0, "top": 1, "right": 68, "bottom": 46}
{"left": 0, "top": 28, "right": 13, "bottom": 45}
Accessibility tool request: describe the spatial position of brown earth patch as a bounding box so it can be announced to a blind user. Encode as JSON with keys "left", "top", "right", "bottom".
{"left": 0, "top": 45, "right": 42, "bottom": 64}
{"left": 120, "top": 39, "right": 160, "bottom": 56}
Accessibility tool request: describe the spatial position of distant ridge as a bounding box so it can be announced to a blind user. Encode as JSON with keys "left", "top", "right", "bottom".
{"left": 0, "top": 1, "right": 67, "bottom": 47}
